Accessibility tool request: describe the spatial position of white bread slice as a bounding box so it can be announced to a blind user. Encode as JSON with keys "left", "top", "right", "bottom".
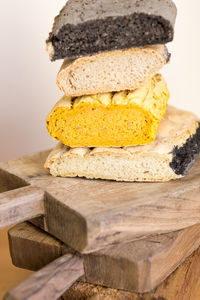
{"left": 45, "top": 106, "right": 200, "bottom": 182}
{"left": 57, "top": 45, "right": 169, "bottom": 97}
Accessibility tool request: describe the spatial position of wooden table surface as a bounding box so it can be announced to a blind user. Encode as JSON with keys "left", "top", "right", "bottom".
{"left": 0, "top": 228, "right": 33, "bottom": 299}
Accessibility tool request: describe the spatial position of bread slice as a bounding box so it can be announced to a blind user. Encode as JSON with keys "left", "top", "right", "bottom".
{"left": 47, "top": 74, "right": 169, "bottom": 148}
{"left": 47, "top": 0, "right": 177, "bottom": 60}
{"left": 45, "top": 106, "right": 200, "bottom": 182}
{"left": 57, "top": 45, "right": 170, "bottom": 97}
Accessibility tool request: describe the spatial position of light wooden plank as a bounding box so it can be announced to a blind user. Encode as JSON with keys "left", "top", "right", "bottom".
{"left": 0, "top": 186, "right": 44, "bottom": 229}
{"left": 4, "top": 253, "right": 84, "bottom": 300}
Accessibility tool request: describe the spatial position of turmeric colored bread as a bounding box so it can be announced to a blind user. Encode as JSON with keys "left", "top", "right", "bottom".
{"left": 45, "top": 106, "right": 200, "bottom": 182}
{"left": 47, "top": 74, "right": 169, "bottom": 148}
{"left": 57, "top": 45, "right": 170, "bottom": 97}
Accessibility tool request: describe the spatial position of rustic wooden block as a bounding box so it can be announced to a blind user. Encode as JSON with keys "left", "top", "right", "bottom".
{"left": 8, "top": 223, "right": 70, "bottom": 271}
{"left": 84, "top": 224, "right": 200, "bottom": 293}
{"left": 62, "top": 246, "right": 200, "bottom": 300}
{"left": 8, "top": 222, "right": 200, "bottom": 294}
{"left": 1, "top": 150, "right": 200, "bottom": 254}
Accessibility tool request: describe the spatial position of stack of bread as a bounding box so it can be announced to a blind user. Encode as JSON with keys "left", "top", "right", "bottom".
{"left": 45, "top": 0, "right": 200, "bottom": 182}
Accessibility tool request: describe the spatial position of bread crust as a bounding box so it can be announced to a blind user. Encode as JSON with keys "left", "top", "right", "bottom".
{"left": 51, "top": 0, "right": 177, "bottom": 33}
{"left": 47, "top": 0, "right": 177, "bottom": 60}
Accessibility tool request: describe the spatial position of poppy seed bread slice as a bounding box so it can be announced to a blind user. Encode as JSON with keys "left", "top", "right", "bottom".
{"left": 45, "top": 106, "right": 200, "bottom": 182}
{"left": 47, "top": 74, "right": 169, "bottom": 148}
{"left": 47, "top": 0, "right": 177, "bottom": 60}
{"left": 57, "top": 45, "right": 170, "bottom": 97}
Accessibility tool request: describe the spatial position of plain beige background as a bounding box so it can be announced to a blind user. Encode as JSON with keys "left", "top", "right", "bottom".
{"left": 0, "top": 0, "right": 200, "bottom": 162}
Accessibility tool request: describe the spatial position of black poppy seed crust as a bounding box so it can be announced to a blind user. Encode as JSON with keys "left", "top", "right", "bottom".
{"left": 170, "top": 123, "right": 200, "bottom": 175}
{"left": 48, "top": 13, "right": 174, "bottom": 60}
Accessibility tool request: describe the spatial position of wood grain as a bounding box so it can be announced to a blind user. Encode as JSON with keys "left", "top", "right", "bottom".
{"left": 62, "top": 247, "right": 200, "bottom": 300}
{"left": 0, "top": 186, "right": 44, "bottom": 229}
{"left": 29, "top": 216, "right": 47, "bottom": 231}
{"left": 4, "top": 254, "right": 84, "bottom": 300}
{"left": 0, "top": 168, "right": 28, "bottom": 194}
{"left": 1, "top": 150, "right": 200, "bottom": 253}
{"left": 8, "top": 222, "right": 200, "bottom": 293}
{"left": 84, "top": 223, "right": 200, "bottom": 292}
{"left": 8, "top": 222, "right": 72, "bottom": 271}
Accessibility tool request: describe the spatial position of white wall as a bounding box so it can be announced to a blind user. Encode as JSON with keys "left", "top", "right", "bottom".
{"left": 0, "top": 0, "right": 199, "bottom": 161}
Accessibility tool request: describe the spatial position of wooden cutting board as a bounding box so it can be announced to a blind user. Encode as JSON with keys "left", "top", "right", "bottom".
{"left": 63, "top": 258, "right": 200, "bottom": 300}
{"left": 7, "top": 221, "right": 200, "bottom": 294}
{"left": 1, "top": 150, "right": 200, "bottom": 253}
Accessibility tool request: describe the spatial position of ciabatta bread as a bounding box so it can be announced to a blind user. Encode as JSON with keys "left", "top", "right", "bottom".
{"left": 57, "top": 45, "right": 169, "bottom": 97}
{"left": 45, "top": 106, "right": 200, "bottom": 182}
{"left": 47, "top": 74, "right": 169, "bottom": 148}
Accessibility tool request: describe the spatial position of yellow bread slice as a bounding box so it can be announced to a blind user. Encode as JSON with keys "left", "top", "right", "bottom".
{"left": 45, "top": 106, "right": 200, "bottom": 182}
{"left": 47, "top": 74, "right": 169, "bottom": 147}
